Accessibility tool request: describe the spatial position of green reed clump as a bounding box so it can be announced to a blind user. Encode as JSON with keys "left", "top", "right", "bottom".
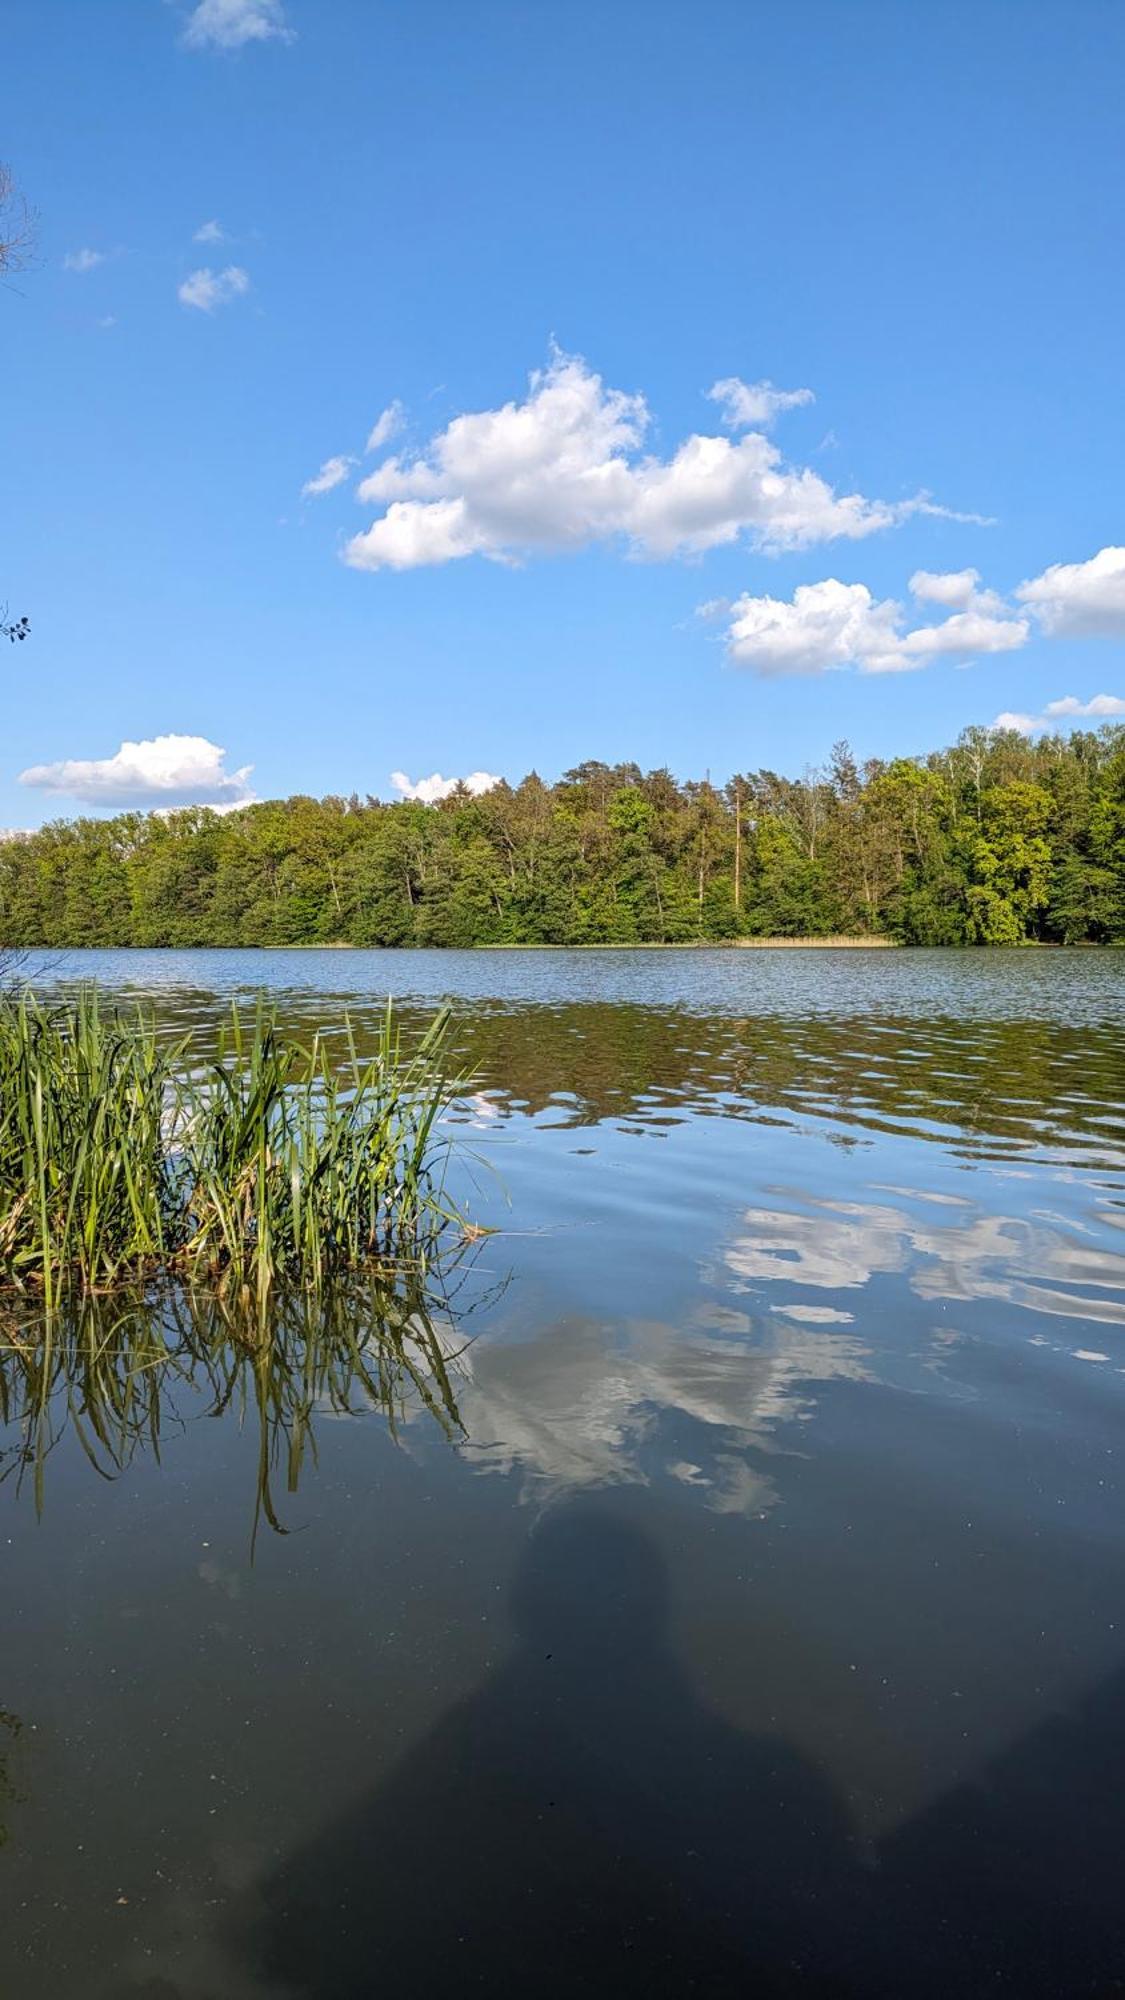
{"left": 0, "top": 991, "right": 474, "bottom": 1304}
{"left": 178, "top": 1001, "right": 468, "bottom": 1302}
{"left": 0, "top": 991, "right": 181, "bottom": 1305}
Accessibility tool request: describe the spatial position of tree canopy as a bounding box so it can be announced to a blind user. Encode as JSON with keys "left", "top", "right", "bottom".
{"left": 3, "top": 725, "right": 1124, "bottom": 948}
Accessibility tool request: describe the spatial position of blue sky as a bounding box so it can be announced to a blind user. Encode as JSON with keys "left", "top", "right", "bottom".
{"left": 3, "top": 0, "right": 1124, "bottom": 822}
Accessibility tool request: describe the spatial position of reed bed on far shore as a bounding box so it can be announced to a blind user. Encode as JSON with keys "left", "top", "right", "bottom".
{"left": 0, "top": 990, "right": 476, "bottom": 1309}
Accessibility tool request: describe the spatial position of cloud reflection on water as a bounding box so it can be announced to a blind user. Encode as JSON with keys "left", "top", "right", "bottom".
{"left": 437, "top": 1167, "right": 1125, "bottom": 1518}
{"left": 450, "top": 1309, "right": 872, "bottom": 1516}
{"left": 723, "top": 1189, "right": 1125, "bottom": 1328}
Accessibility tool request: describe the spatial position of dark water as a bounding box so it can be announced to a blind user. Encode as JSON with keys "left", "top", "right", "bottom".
{"left": 3, "top": 948, "right": 1124, "bottom": 1997}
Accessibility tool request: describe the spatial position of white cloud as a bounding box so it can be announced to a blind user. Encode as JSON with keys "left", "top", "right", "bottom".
{"left": 719, "top": 575, "right": 1029, "bottom": 677}
{"left": 713, "top": 550, "right": 1125, "bottom": 677}
{"left": 1044, "top": 692, "right": 1125, "bottom": 718}
{"left": 390, "top": 770, "right": 501, "bottom": 804}
{"left": 366, "top": 401, "right": 406, "bottom": 453}
{"left": 896, "top": 606, "right": 1028, "bottom": 666}
{"left": 1017, "top": 546, "right": 1125, "bottom": 637}
{"left": 343, "top": 351, "right": 975, "bottom": 573}
{"left": 193, "top": 219, "right": 226, "bottom": 243}
{"left": 19, "top": 734, "right": 255, "bottom": 810}
{"left": 909, "top": 567, "right": 982, "bottom": 609}
{"left": 706, "top": 376, "right": 814, "bottom": 429}
{"left": 177, "top": 264, "right": 250, "bottom": 312}
{"left": 992, "top": 694, "right": 1125, "bottom": 736}
{"left": 63, "top": 247, "right": 104, "bottom": 273}
{"left": 182, "top": 0, "right": 294, "bottom": 50}
{"left": 97, "top": 315, "right": 117, "bottom": 331}
{"left": 302, "top": 454, "right": 354, "bottom": 498}
{"left": 723, "top": 580, "right": 901, "bottom": 676}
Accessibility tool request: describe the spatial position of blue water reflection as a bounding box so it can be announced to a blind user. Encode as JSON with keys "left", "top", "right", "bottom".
{"left": 2, "top": 948, "right": 1124, "bottom": 1995}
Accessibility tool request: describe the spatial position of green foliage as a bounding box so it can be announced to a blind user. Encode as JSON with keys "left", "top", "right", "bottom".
{"left": 0, "top": 992, "right": 471, "bottom": 1307}
{"left": 964, "top": 781, "right": 1053, "bottom": 943}
{"left": 1, "top": 724, "right": 1123, "bottom": 949}
{"left": 0, "top": 991, "right": 177, "bottom": 1305}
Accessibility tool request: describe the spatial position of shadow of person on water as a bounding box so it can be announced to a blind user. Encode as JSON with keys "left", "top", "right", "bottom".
{"left": 109, "top": 1504, "right": 1125, "bottom": 2000}
{"left": 879, "top": 1656, "right": 1125, "bottom": 1998}
{"left": 238, "top": 1502, "right": 870, "bottom": 1998}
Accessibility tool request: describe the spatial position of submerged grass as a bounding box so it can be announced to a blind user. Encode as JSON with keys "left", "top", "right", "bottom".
{"left": 0, "top": 989, "right": 479, "bottom": 1308}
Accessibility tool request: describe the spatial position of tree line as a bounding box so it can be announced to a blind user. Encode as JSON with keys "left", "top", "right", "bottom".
{"left": 2, "top": 724, "right": 1124, "bottom": 949}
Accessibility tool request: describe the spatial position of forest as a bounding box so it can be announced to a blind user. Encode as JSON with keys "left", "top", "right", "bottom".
{"left": 2, "top": 723, "right": 1124, "bottom": 949}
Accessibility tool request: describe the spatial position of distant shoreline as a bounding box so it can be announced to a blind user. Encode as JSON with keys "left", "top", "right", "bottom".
{"left": 470, "top": 937, "right": 900, "bottom": 951}
{"left": 252, "top": 936, "right": 901, "bottom": 952}
{"left": 13, "top": 937, "right": 1119, "bottom": 954}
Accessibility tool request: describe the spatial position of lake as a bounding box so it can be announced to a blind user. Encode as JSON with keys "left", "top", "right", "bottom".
{"left": 3, "top": 947, "right": 1125, "bottom": 1997}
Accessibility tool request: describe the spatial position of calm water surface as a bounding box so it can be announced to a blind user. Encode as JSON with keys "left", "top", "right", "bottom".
{"left": 3, "top": 948, "right": 1124, "bottom": 1997}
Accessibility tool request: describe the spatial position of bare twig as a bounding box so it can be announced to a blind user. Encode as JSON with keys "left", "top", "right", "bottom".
{"left": 0, "top": 164, "right": 36, "bottom": 277}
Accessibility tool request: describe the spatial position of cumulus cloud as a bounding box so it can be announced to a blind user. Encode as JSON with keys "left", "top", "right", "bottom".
{"left": 909, "top": 567, "right": 984, "bottom": 609}
{"left": 992, "top": 694, "right": 1125, "bottom": 736}
{"left": 193, "top": 218, "right": 226, "bottom": 243}
{"left": 706, "top": 376, "right": 814, "bottom": 429}
{"left": 182, "top": 0, "right": 294, "bottom": 50}
{"left": 1017, "top": 546, "right": 1125, "bottom": 637}
{"left": 712, "top": 550, "right": 1125, "bottom": 676}
{"left": 19, "top": 734, "right": 255, "bottom": 810}
{"left": 366, "top": 401, "right": 406, "bottom": 453}
{"left": 343, "top": 351, "right": 976, "bottom": 573}
{"left": 718, "top": 572, "right": 1029, "bottom": 677}
{"left": 722, "top": 581, "right": 901, "bottom": 676}
{"left": 390, "top": 770, "right": 501, "bottom": 804}
{"left": 1045, "top": 692, "right": 1125, "bottom": 718}
{"left": 62, "top": 247, "right": 104, "bottom": 273}
{"left": 177, "top": 264, "right": 250, "bottom": 312}
{"left": 302, "top": 454, "right": 354, "bottom": 498}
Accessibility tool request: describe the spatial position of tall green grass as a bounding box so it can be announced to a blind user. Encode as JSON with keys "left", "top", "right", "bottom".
{"left": 0, "top": 990, "right": 476, "bottom": 1305}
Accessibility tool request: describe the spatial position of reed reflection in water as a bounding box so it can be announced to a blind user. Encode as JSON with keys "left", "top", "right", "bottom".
{"left": 0, "top": 1254, "right": 495, "bottom": 1542}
